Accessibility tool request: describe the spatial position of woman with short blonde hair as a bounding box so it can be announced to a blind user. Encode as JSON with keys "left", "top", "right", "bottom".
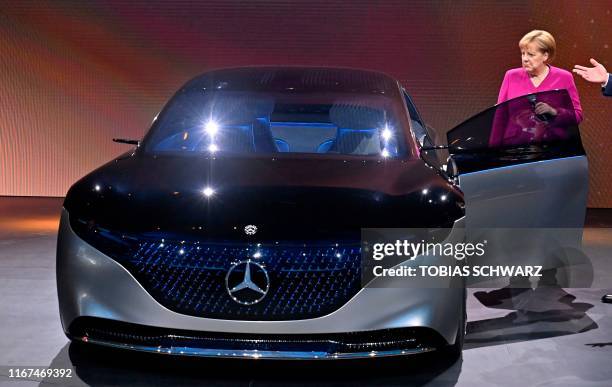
{"left": 519, "top": 30, "right": 556, "bottom": 63}
{"left": 497, "top": 29, "right": 583, "bottom": 122}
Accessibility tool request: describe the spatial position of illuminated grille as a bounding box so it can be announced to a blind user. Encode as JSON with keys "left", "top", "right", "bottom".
{"left": 112, "top": 239, "right": 361, "bottom": 321}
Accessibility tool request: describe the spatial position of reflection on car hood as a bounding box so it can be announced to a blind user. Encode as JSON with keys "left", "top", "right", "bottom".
{"left": 64, "top": 154, "right": 463, "bottom": 241}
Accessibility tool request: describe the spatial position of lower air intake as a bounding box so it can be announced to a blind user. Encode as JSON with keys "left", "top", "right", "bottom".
{"left": 69, "top": 317, "right": 444, "bottom": 360}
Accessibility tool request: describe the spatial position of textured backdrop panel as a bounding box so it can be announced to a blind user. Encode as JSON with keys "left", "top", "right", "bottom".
{"left": 0, "top": 0, "right": 610, "bottom": 206}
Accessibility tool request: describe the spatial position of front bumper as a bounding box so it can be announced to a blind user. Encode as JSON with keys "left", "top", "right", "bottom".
{"left": 57, "top": 209, "right": 465, "bottom": 359}
{"left": 68, "top": 317, "right": 445, "bottom": 359}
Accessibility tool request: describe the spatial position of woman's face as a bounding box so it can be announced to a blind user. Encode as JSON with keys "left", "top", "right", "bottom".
{"left": 521, "top": 41, "right": 549, "bottom": 74}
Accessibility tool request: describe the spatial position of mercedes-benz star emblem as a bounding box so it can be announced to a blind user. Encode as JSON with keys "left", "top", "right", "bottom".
{"left": 244, "top": 225, "right": 257, "bottom": 235}
{"left": 225, "top": 260, "right": 269, "bottom": 305}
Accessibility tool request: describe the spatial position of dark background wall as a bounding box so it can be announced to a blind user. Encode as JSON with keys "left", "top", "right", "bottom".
{"left": 1, "top": 0, "right": 610, "bottom": 206}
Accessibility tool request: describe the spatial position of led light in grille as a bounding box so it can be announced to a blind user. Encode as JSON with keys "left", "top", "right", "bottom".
{"left": 202, "top": 187, "right": 215, "bottom": 197}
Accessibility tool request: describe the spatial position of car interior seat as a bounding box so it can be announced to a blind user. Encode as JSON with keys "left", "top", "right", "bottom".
{"left": 323, "top": 104, "right": 385, "bottom": 155}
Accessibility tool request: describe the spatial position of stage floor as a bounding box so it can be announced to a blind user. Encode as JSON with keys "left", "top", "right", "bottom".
{"left": 1, "top": 197, "right": 611, "bottom": 386}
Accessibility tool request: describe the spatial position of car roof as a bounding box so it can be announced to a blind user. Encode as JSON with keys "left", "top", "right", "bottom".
{"left": 183, "top": 66, "right": 401, "bottom": 96}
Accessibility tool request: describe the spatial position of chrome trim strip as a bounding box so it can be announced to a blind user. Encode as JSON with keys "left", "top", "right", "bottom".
{"left": 78, "top": 337, "right": 435, "bottom": 360}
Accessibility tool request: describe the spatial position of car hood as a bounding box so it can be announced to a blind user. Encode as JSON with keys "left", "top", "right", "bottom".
{"left": 64, "top": 153, "right": 463, "bottom": 241}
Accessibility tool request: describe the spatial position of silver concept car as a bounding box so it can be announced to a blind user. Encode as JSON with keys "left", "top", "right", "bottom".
{"left": 57, "top": 67, "right": 587, "bottom": 359}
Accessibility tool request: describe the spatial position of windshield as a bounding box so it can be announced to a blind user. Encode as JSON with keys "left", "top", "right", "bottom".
{"left": 143, "top": 68, "right": 413, "bottom": 158}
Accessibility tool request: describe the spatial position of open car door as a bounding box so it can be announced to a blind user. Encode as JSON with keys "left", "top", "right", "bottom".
{"left": 446, "top": 89, "right": 588, "bottom": 230}
{"left": 445, "top": 90, "right": 589, "bottom": 284}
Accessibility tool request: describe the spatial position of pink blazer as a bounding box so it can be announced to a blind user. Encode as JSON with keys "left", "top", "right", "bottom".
{"left": 489, "top": 66, "right": 583, "bottom": 148}
{"left": 497, "top": 65, "right": 583, "bottom": 123}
